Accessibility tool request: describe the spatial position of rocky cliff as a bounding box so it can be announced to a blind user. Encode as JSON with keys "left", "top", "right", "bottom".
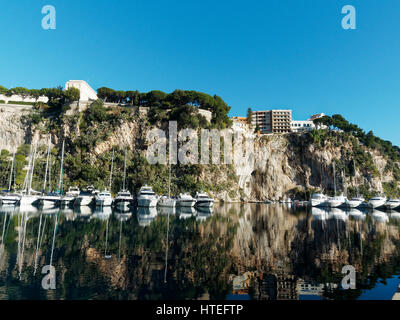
{"left": 0, "top": 103, "right": 399, "bottom": 202}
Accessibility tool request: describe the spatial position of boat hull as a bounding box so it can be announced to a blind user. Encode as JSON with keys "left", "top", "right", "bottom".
{"left": 195, "top": 200, "right": 214, "bottom": 208}
{"left": 19, "top": 195, "right": 39, "bottom": 206}
{"left": 74, "top": 196, "right": 93, "bottom": 206}
{"left": 95, "top": 198, "right": 113, "bottom": 207}
{"left": 368, "top": 200, "right": 386, "bottom": 209}
{"left": 177, "top": 200, "right": 196, "bottom": 207}
{"left": 157, "top": 198, "right": 176, "bottom": 208}
{"left": 137, "top": 197, "right": 158, "bottom": 207}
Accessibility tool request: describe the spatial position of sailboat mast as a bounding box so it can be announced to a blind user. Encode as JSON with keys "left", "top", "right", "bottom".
{"left": 8, "top": 152, "right": 15, "bottom": 191}
{"left": 58, "top": 140, "right": 65, "bottom": 195}
{"left": 43, "top": 139, "right": 51, "bottom": 194}
{"left": 342, "top": 170, "right": 347, "bottom": 197}
{"left": 354, "top": 161, "right": 359, "bottom": 197}
{"left": 109, "top": 150, "right": 114, "bottom": 191}
{"left": 333, "top": 162, "right": 336, "bottom": 196}
{"left": 168, "top": 163, "right": 171, "bottom": 198}
{"left": 29, "top": 143, "right": 38, "bottom": 195}
{"left": 123, "top": 149, "right": 127, "bottom": 191}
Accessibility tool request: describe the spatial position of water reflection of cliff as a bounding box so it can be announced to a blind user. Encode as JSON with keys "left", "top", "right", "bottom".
{"left": 0, "top": 204, "right": 400, "bottom": 300}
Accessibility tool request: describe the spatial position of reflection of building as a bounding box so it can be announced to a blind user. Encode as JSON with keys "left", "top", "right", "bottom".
{"left": 297, "top": 279, "right": 338, "bottom": 297}
{"left": 255, "top": 273, "right": 298, "bottom": 300}
{"left": 230, "top": 271, "right": 257, "bottom": 294}
{"left": 251, "top": 110, "right": 292, "bottom": 134}
{"left": 258, "top": 274, "right": 277, "bottom": 300}
{"left": 276, "top": 274, "right": 298, "bottom": 300}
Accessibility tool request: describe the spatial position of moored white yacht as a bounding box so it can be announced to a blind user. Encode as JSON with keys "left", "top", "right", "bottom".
{"left": 368, "top": 196, "right": 387, "bottom": 209}
{"left": 61, "top": 186, "right": 80, "bottom": 206}
{"left": 177, "top": 193, "right": 196, "bottom": 207}
{"left": 310, "top": 193, "right": 328, "bottom": 207}
{"left": 158, "top": 195, "right": 176, "bottom": 207}
{"left": 74, "top": 185, "right": 96, "bottom": 206}
{"left": 137, "top": 186, "right": 158, "bottom": 207}
{"left": 114, "top": 190, "right": 132, "bottom": 210}
{"left": 386, "top": 198, "right": 400, "bottom": 210}
{"left": 346, "top": 196, "right": 365, "bottom": 208}
{"left": 19, "top": 193, "right": 40, "bottom": 206}
{"left": 194, "top": 192, "right": 214, "bottom": 208}
{"left": 38, "top": 192, "right": 61, "bottom": 208}
{"left": 0, "top": 192, "right": 20, "bottom": 205}
{"left": 95, "top": 190, "right": 113, "bottom": 207}
{"left": 327, "top": 194, "right": 347, "bottom": 208}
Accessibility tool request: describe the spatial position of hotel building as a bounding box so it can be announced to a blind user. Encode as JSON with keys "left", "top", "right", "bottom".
{"left": 251, "top": 109, "right": 292, "bottom": 134}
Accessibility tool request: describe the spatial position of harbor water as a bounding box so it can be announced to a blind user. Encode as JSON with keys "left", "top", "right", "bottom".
{"left": 0, "top": 203, "right": 400, "bottom": 300}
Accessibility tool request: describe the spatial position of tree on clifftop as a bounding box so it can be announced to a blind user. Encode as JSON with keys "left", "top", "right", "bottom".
{"left": 247, "top": 108, "right": 253, "bottom": 125}
{"left": 64, "top": 87, "right": 80, "bottom": 102}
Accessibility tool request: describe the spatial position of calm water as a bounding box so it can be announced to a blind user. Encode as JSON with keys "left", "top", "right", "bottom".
{"left": 0, "top": 203, "right": 400, "bottom": 300}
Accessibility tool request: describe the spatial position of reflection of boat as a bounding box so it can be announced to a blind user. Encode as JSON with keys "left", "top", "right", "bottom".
{"left": 137, "top": 186, "right": 158, "bottom": 207}
{"left": 61, "top": 208, "right": 76, "bottom": 221}
{"left": 196, "top": 206, "right": 214, "bottom": 215}
{"left": 329, "top": 208, "right": 348, "bottom": 221}
{"left": 75, "top": 205, "right": 93, "bottom": 217}
{"left": 42, "top": 208, "right": 60, "bottom": 215}
{"left": 348, "top": 208, "right": 366, "bottom": 220}
{"left": 115, "top": 212, "right": 132, "bottom": 222}
{"left": 137, "top": 207, "right": 158, "bottom": 227}
{"left": 196, "top": 208, "right": 213, "bottom": 222}
{"left": 0, "top": 205, "right": 18, "bottom": 214}
{"left": 310, "top": 193, "right": 328, "bottom": 207}
{"left": 157, "top": 206, "right": 176, "bottom": 216}
{"left": 194, "top": 192, "right": 214, "bottom": 208}
{"left": 368, "top": 196, "right": 387, "bottom": 209}
{"left": 177, "top": 193, "right": 196, "bottom": 208}
{"left": 311, "top": 207, "right": 329, "bottom": 220}
{"left": 17, "top": 204, "right": 39, "bottom": 213}
{"left": 390, "top": 211, "right": 400, "bottom": 220}
{"left": 177, "top": 206, "right": 196, "bottom": 219}
{"left": 92, "top": 206, "right": 112, "bottom": 220}
{"left": 386, "top": 199, "right": 400, "bottom": 210}
{"left": 371, "top": 210, "right": 389, "bottom": 223}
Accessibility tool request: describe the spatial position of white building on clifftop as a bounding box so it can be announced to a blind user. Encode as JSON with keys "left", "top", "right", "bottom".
{"left": 65, "top": 80, "right": 98, "bottom": 102}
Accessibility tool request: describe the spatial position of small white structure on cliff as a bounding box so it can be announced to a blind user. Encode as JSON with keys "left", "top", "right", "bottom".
{"left": 65, "top": 80, "right": 98, "bottom": 102}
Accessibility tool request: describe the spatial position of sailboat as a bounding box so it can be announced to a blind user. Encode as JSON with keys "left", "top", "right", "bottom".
{"left": 157, "top": 163, "right": 176, "bottom": 208}
{"left": 346, "top": 161, "right": 365, "bottom": 208}
{"left": 19, "top": 142, "right": 40, "bottom": 206}
{"left": 311, "top": 156, "right": 328, "bottom": 207}
{"left": 114, "top": 149, "right": 132, "bottom": 210}
{"left": 95, "top": 150, "right": 114, "bottom": 207}
{"left": 327, "top": 162, "right": 347, "bottom": 208}
{"left": 1, "top": 152, "right": 20, "bottom": 205}
{"left": 39, "top": 139, "right": 63, "bottom": 208}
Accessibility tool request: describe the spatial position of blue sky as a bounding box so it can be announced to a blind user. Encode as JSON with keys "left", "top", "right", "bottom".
{"left": 0, "top": 0, "right": 399, "bottom": 145}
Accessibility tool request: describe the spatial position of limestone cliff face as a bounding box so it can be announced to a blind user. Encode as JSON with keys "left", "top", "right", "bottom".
{"left": 1, "top": 106, "right": 398, "bottom": 202}
{"left": 0, "top": 105, "right": 31, "bottom": 152}
{"left": 234, "top": 131, "right": 394, "bottom": 201}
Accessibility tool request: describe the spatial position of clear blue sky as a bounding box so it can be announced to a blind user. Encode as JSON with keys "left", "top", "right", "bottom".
{"left": 0, "top": 0, "right": 399, "bottom": 145}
